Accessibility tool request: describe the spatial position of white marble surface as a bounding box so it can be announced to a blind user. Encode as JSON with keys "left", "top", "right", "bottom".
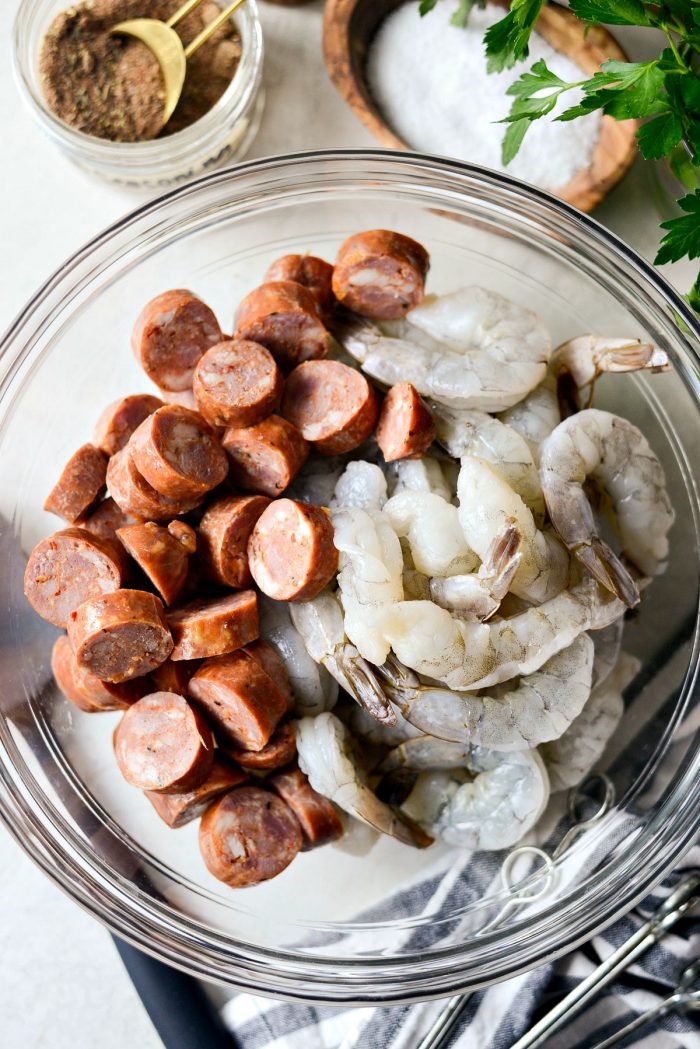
{"left": 0, "top": 3, "right": 694, "bottom": 1048}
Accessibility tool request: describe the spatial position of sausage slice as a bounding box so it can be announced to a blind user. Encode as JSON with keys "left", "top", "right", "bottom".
{"left": 167, "top": 591, "right": 258, "bottom": 661}
{"left": 114, "top": 691, "right": 214, "bottom": 792}
{"left": 264, "top": 255, "right": 335, "bottom": 321}
{"left": 188, "top": 650, "right": 288, "bottom": 750}
{"left": 44, "top": 444, "right": 108, "bottom": 524}
{"left": 222, "top": 722, "right": 297, "bottom": 770}
{"left": 130, "top": 405, "right": 229, "bottom": 501}
{"left": 375, "top": 382, "right": 436, "bottom": 462}
{"left": 198, "top": 494, "right": 270, "bottom": 588}
{"left": 68, "top": 589, "right": 173, "bottom": 682}
{"left": 117, "top": 521, "right": 196, "bottom": 605}
{"left": 222, "top": 415, "right": 309, "bottom": 498}
{"left": 242, "top": 640, "right": 294, "bottom": 711}
{"left": 145, "top": 755, "right": 248, "bottom": 828}
{"left": 24, "top": 527, "right": 124, "bottom": 628}
{"left": 333, "top": 230, "right": 429, "bottom": 320}
{"left": 107, "top": 446, "right": 202, "bottom": 522}
{"left": 93, "top": 394, "right": 164, "bottom": 457}
{"left": 199, "top": 786, "right": 303, "bottom": 887}
{"left": 281, "top": 360, "right": 378, "bottom": 455}
{"left": 131, "top": 290, "right": 222, "bottom": 392}
{"left": 234, "top": 281, "right": 330, "bottom": 371}
{"left": 268, "top": 765, "right": 343, "bottom": 850}
{"left": 51, "top": 635, "right": 148, "bottom": 712}
{"left": 80, "top": 498, "right": 132, "bottom": 542}
{"left": 148, "top": 658, "right": 200, "bottom": 696}
{"left": 193, "top": 339, "right": 283, "bottom": 429}
{"left": 248, "top": 499, "right": 338, "bottom": 602}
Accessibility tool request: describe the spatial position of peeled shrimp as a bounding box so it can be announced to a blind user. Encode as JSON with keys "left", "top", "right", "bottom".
{"left": 429, "top": 523, "right": 522, "bottom": 621}
{"left": 401, "top": 748, "right": 550, "bottom": 851}
{"left": 258, "top": 596, "right": 338, "bottom": 717}
{"left": 384, "top": 633, "right": 595, "bottom": 751}
{"left": 541, "top": 651, "right": 640, "bottom": 791}
{"left": 334, "top": 286, "right": 551, "bottom": 412}
{"left": 295, "top": 712, "right": 432, "bottom": 848}
{"left": 383, "top": 490, "right": 478, "bottom": 577}
{"left": 331, "top": 460, "right": 388, "bottom": 511}
{"left": 539, "top": 408, "right": 674, "bottom": 607}
{"left": 387, "top": 456, "right": 452, "bottom": 502}
{"left": 458, "top": 456, "right": 569, "bottom": 604}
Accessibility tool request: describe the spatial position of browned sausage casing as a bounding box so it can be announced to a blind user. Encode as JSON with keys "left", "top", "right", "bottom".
{"left": 268, "top": 765, "right": 343, "bottom": 850}
{"left": 248, "top": 499, "right": 338, "bottom": 602}
{"left": 93, "top": 394, "right": 164, "bottom": 457}
{"left": 114, "top": 691, "right": 214, "bottom": 792}
{"left": 375, "top": 382, "right": 436, "bottom": 462}
{"left": 264, "top": 255, "right": 335, "bottom": 321}
{"left": 193, "top": 339, "right": 283, "bottom": 429}
{"left": 148, "top": 657, "right": 200, "bottom": 696}
{"left": 234, "top": 281, "right": 330, "bottom": 371}
{"left": 222, "top": 721, "right": 297, "bottom": 770}
{"left": 107, "top": 446, "right": 202, "bottom": 522}
{"left": 332, "top": 230, "right": 429, "bottom": 320}
{"left": 130, "top": 405, "right": 229, "bottom": 501}
{"left": 68, "top": 589, "right": 173, "bottom": 682}
{"left": 24, "top": 527, "right": 124, "bottom": 628}
{"left": 198, "top": 494, "right": 270, "bottom": 588}
{"left": 51, "top": 635, "right": 148, "bottom": 712}
{"left": 281, "top": 360, "right": 379, "bottom": 455}
{"left": 242, "top": 640, "right": 294, "bottom": 712}
{"left": 167, "top": 590, "right": 258, "bottom": 661}
{"left": 80, "top": 498, "right": 132, "bottom": 543}
{"left": 116, "top": 521, "right": 195, "bottom": 605}
{"left": 44, "top": 444, "right": 108, "bottom": 524}
{"left": 131, "top": 290, "right": 222, "bottom": 392}
{"left": 222, "top": 415, "right": 309, "bottom": 498}
{"left": 145, "top": 755, "right": 248, "bottom": 828}
{"left": 199, "top": 786, "right": 303, "bottom": 887}
{"left": 188, "top": 650, "right": 288, "bottom": 750}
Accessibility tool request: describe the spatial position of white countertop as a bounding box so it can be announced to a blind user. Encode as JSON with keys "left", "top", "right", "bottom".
{"left": 0, "top": 4, "right": 694, "bottom": 1047}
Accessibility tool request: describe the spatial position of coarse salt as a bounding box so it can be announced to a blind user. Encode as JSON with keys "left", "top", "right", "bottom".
{"left": 367, "top": 1, "right": 601, "bottom": 191}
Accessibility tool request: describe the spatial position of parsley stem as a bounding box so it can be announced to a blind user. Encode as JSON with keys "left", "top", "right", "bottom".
{"left": 661, "top": 25, "right": 685, "bottom": 69}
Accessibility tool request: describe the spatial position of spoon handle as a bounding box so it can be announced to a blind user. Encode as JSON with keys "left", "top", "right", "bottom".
{"left": 184, "top": 0, "right": 247, "bottom": 59}
{"left": 167, "top": 0, "right": 208, "bottom": 30}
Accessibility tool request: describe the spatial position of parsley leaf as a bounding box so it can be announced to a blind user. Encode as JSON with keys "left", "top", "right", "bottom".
{"left": 419, "top": 0, "right": 439, "bottom": 15}
{"left": 451, "top": 0, "right": 486, "bottom": 27}
{"left": 568, "top": 0, "right": 652, "bottom": 26}
{"left": 655, "top": 191, "right": 700, "bottom": 265}
{"left": 502, "top": 118, "right": 531, "bottom": 164}
{"left": 484, "top": 0, "right": 546, "bottom": 72}
{"left": 636, "top": 112, "right": 684, "bottom": 159}
{"left": 688, "top": 272, "right": 700, "bottom": 314}
{"left": 557, "top": 60, "right": 667, "bottom": 121}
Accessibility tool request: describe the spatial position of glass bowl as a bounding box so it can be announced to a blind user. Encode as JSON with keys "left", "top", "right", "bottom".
{"left": 0, "top": 151, "right": 698, "bottom": 1005}
{"left": 12, "top": 0, "right": 265, "bottom": 187}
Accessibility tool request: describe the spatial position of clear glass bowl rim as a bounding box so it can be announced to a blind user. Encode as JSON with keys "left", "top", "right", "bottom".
{"left": 0, "top": 149, "right": 699, "bottom": 1004}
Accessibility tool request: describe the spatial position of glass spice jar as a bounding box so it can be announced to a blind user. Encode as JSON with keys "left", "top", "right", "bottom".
{"left": 12, "top": 0, "right": 265, "bottom": 188}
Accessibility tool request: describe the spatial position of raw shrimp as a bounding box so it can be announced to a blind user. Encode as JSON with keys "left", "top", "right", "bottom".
{"left": 258, "top": 596, "right": 338, "bottom": 717}
{"left": 333, "top": 286, "right": 551, "bottom": 412}
{"left": 383, "top": 490, "right": 478, "bottom": 577}
{"left": 345, "top": 702, "right": 423, "bottom": 747}
{"left": 387, "top": 456, "right": 452, "bottom": 502}
{"left": 539, "top": 408, "right": 674, "bottom": 607}
{"left": 383, "top": 633, "right": 595, "bottom": 751}
{"left": 376, "top": 571, "right": 624, "bottom": 690}
{"left": 591, "top": 617, "right": 625, "bottom": 688}
{"left": 401, "top": 748, "right": 550, "bottom": 851}
{"left": 499, "top": 381, "right": 560, "bottom": 461}
{"left": 458, "top": 456, "right": 569, "bottom": 604}
{"left": 541, "top": 651, "right": 640, "bottom": 791}
{"left": 331, "top": 460, "right": 387, "bottom": 511}
{"left": 431, "top": 403, "right": 544, "bottom": 523}
{"left": 429, "top": 523, "right": 522, "bottom": 621}
{"left": 295, "top": 712, "right": 432, "bottom": 848}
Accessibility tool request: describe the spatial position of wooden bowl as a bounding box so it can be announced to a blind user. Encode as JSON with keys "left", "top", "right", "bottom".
{"left": 323, "top": 0, "right": 638, "bottom": 212}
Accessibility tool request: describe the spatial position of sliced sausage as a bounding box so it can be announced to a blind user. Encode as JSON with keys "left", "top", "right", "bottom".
{"left": 114, "top": 691, "right": 214, "bottom": 792}
{"left": 198, "top": 494, "right": 270, "bottom": 588}
{"left": 80, "top": 498, "right": 132, "bottom": 542}
{"left": 24, "top": 527, "right": 124, "bottom": 628}
{"left": 222, "top": 722, "right": 297, "bottom": 771}
{"left": 242, "top": 640, "right": 294, "bottom": 712}
{"left": 92, "top": 394, "right": 164, "bottom": 457}
{"left": 44, "top": 444, "right": 108, "bottom": 524}
{"left": 193, "top": 339, "right": 283, "bottom": 429}
{"left": 68, "top": 589, "right": 173, "bottom": 682}
{"left": 106, "top": 446, "right": 201, "bottom": 522}
{"left": 51, "top": 635, "right": 148, "bottom": 712}
{"left": 148, "top": 657, "right": 200, "bottom": 695}
{"left": 222, "top": 415, "right": 308, "bottom": 498}
{"left": 116, "top": 521, "right": 195, "bottom": 605}
{"left": 234, "top": 281, "right": 330, "bottom": 371}
{"left": 145, "top": 755, "right": 248, "bottom": 828}
{"left": 167, "top": 590, "right": 258, "bottom": 661}
{"left": 130, "top": 405, "right": 229, "bottom": 501}
{"left": 268, "top": 765, "right": 343, "bottom": 850}
{"left": 375, "top": 382, "right": 436, "bottom": 462}
{"left": 188, "top": 650, "right": 288, "bottom": 750}
{"left": 158, "top": 388, "right": 199, "bottom": 411}
{"left": 264, "top": 255, "right": 335, "bottom": 321}
{"left": 332, "top": 230, "right": 429, "bottom": 320}
{"left": 131, "top": 290, "right": 222, "bottom": 392}
{"left": 281, "top": 360, "right": 378, "bottom": 455}
{"left": 199, "top": 786, "right": 303, "bottom": 887}
{"left": 248, "top": 499, "right": 338, "bottom": 602}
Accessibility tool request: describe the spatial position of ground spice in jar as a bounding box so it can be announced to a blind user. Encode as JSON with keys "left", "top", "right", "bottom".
{"left": 40, "top": 0, "right": 242, "bottom": 142}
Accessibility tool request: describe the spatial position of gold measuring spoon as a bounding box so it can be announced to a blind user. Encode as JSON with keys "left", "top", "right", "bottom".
{"left": 111, "top": 0, "right": 247, "bottom": 128}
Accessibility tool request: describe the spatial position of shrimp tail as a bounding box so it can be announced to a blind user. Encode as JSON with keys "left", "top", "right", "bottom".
{"left": 575, "top": 537, "right": 640, "bottom": 608}
{"left": 554, "top": 337, "right": 670, "bottom": 414}
{"left": 342, "top": 650, "right": 399, "bottom": 726}
{"left": 481, "top": 521, "right": 523, "bottom": 602}
{"left": 393, "top": 810, "right": 435, "bottom": 849}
